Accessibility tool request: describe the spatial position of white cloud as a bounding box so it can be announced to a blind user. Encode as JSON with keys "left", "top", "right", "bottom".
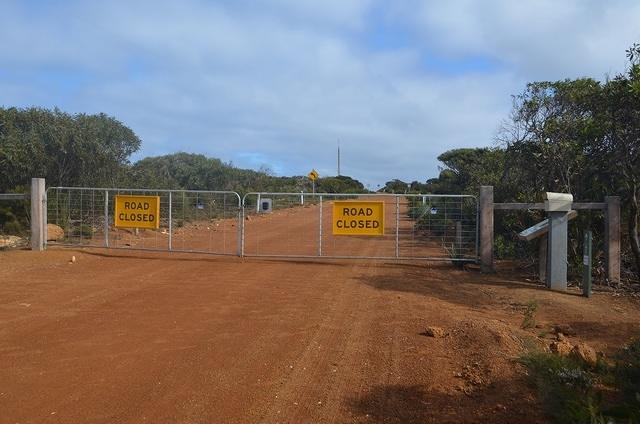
{"left": 395, "top": 0, "right": 640, "bottom": 80}
{"left": 1, "top": 0, "right": 638, "bottom": 187}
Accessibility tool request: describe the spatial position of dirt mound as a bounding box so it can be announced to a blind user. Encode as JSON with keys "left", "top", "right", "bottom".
{"left": 449, "top": 319, "right": 524, "bottom": 358}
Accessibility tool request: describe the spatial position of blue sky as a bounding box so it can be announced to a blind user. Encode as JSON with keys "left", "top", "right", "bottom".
{"left": 1, "top": 0, "right": 638, "bottom": 188}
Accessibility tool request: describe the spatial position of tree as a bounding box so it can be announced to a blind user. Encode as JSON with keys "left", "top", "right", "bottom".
{"left": 0, "top": 108, "right": 140, "bottom": 190}
{"left": 317, "top": 175, "right": 365, "bottom": 193}
{"left": 496, "top": 44, "right": 640, "bottom": 276}
{"left": 380, "top": 179, "right": 409, "bottom": 193}
{"left": 435, "top": 148, "right": 507, "bottom": 195}
{"left": 597, "top": 44, "right": 640, "bottom": 273}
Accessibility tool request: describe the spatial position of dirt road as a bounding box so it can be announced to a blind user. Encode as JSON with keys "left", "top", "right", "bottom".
{"left": 1, "top": 202, "right": 639, "bottom": 423}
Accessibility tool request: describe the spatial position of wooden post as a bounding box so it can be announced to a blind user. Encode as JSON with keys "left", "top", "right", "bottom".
{"left": 605, "top": 196, "right": 621, "bottom": 283}
{"left": 479, "top": 186, "right": 494, "bottom": 272}
{"left": 30, "top": 178, "right": 46, "bottom": 251}
{"left": 455, "top": 221, "right": 462, "bottom": 252}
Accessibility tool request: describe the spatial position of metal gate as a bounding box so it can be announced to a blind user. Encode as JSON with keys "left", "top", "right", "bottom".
{"left": 46, "top": 187, "right": 241, "bottom": 255}
{"left": 44, "top": 187, "right": 478, "bottom": 261}
{"left": 241, "top": 193, "right": 478, "bottom": 262}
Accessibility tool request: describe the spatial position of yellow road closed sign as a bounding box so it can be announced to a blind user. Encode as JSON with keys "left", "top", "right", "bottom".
{"left": 114, "top": 195, "right": 160, "bottom": 229}
{"left": 332, "top": 201, "right": 384, "bottom": 236}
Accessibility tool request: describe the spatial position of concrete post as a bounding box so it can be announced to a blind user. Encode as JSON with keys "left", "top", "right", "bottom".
{"left": 605, "top": 196, "right": 621, "bottom": 283}
{"left": 479, "top": 186, "right": 494, "bottom": 272}
{"left": 539, "top": 234, "right": 547, "bottom": 285}
{"left": 546, "top": 212, "right": 569, "bottom": 291}
{"left": 30, "top": 178, "right": 46, "bottom": 251}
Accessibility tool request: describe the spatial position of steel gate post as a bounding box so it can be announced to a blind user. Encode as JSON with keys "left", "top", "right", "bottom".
{"left": 319, "top": 195, "right": 323, "bottom": 256}
{"left": 237, "top": 195, "right": 242, "bottom": 257}
{"left": 241, "top": 196, "right": 246, "bottom": 257}
{"left": 395, "top": 196, "right": 400, "bottom": 258}
{"left": 168, "top": 191, "right": 172, "bottom": 251}
{"left": 104, "top": 190, "right": 109, "bottom": 247}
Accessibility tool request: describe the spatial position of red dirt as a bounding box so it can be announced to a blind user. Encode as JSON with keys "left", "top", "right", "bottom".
{"left": 1, "top": 203, "right": 640, "bottom": 423}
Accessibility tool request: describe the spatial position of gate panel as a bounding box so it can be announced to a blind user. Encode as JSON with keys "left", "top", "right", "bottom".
{"left": 242, "top": 193, "right": 321, "bottom": 257}
{"left": 242, "top": 193, "right": 477, "bottom": 261}
{"left": 319, "top": 194, "right": 398, "bottom": 258}
{"left": 399, "top": 195, "right": 478, "bottom": 261}
{"left": 46, "top": 187, "right": 241, "bottom": 255}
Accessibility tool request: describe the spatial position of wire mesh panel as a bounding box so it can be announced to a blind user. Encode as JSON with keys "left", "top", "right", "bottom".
{"left": 401, "top": 195, "right": 478, "bottom": 261}
{"left": 242, "top": 193, "right": 478, "bottom": 261}
{"left": 242, "top": 192, "right": 321, "bottom": 257}
{"left": 46, "top": 187, "right": 241, "bottom": 255}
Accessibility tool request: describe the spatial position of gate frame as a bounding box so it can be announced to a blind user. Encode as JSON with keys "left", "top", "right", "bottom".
{"left": 45, "top": 185, "right": 242, "bottom": 256}
{"left": 241, "top": 191, "right": 479, "bottom": 261}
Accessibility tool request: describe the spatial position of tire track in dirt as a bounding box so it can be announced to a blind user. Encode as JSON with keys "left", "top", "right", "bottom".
{"left": 253, "top": 209, "right": 397, "bottom": 422}
{"left": 5, "top": 197, "right": 638, "bottom": 423}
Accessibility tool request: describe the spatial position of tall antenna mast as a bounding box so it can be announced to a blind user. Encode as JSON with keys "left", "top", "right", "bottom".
{"left": 337, "top": 140, "right": 341, "bottom": 176}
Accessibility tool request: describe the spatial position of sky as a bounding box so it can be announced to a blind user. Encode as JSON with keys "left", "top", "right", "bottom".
{"left": 1, "top": 1, "right": 639, "bottom": 189}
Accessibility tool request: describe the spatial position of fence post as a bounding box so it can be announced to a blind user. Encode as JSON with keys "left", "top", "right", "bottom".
{"left": 30, "top": 178, "right": 46, "bottom": 251}
{"left": 604, "top": 196, "right": 621, "bottom": 283}
{"left": 479, "top": 186, "right": 494, "bottom": 272}
{"left": 240, "top": 195, "right": 246, "bottom": 257}
{"left": 538, "top": 234, "right": 547, "bottom": 285}
{"left": 395, "top": 196, "right": 400, "bottom": 258}
{"left": 319, "top": 195, "right": 323, "bottom": 256}
{"left": 168, "top": 191, "right": 173, "bottom": 251}
{"left": 583, "top": 230, "right": 593, "bottom": 297}
{"left": 104, "top": 190, "right": 109, "bottom": 247}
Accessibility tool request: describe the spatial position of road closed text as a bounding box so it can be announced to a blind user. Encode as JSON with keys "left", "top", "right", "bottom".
{"left": 332, "top": 201, "right": 384, "bottom": 236}
{"left": 114, "top": 195, "right": 161, "bottom": 229}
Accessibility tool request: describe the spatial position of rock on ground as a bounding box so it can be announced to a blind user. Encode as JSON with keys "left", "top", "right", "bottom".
{"left": 571, "top": 342, "right": 598, "bottom": 366}
{"left": 422, "top": 326, "right": 446, "bottom": 338}
{"left": 549, "top": 340, "right": 573, "bottom": 356}
{"left": 47, "top": 224, "right": 65, "bottom": 241}
{"left": 0, "top": 236, "right": 26, "bottom": 248}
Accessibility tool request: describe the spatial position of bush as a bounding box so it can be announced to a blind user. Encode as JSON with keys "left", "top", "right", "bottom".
{"left": 608, "top": 340, "right": 640, "bottom": 421}
{"left": 522, "top": 339, "right": 640, "bottom": 423}
{"left": 521, "top": 352, "right": 603, "bottom": 423}
{"left": 1, "top": 220, "right": 25, "bottom": 235}
{"left": 72, "top": 224, "right": 93, "bottom": 238}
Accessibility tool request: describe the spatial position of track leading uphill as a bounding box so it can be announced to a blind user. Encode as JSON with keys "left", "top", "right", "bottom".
{"left": 1, "top": 200, "right": 639, "bottom": 423}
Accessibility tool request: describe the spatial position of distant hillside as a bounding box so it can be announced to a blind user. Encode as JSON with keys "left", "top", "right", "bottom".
{"left": 129, "top": 153, "right": 366, "bottom": 194}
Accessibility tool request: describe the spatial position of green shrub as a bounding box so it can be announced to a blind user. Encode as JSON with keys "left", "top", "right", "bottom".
{"left": 72, "top": 224, "right": 93, "bottom": 238}
{"left": 521, "top": 300, "right": 539, "bottom": 329}
{"left": 521, "top": 352, "right": 604, "bottom": 423}
{"left": 607, "top": 340, "right": 640, "bottom": 421}
{"left": 522, "top": 339, "right": 640, "bottom": 423}
{"left": 2, "top": 220, "right": 25, "bottom": 235}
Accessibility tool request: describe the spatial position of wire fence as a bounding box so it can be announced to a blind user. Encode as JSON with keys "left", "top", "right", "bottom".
{"left": 44, "top": 188, "right": 478, "bottom": 261}
{"left": 46, "top": 187, "right": 241, "bottom": 255}
{"left": 241, "top": 193, "right": 478, "bottom": 261}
